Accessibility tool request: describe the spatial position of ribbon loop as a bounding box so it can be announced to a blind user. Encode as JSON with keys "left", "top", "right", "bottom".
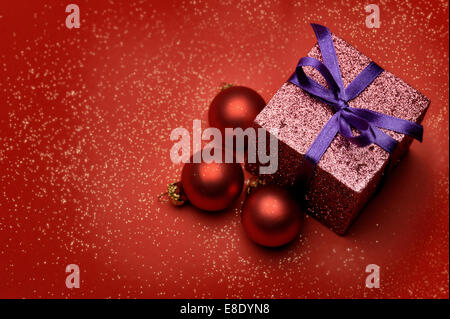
{"left": 310, "top": 23, "right": 344, "bottom": 90}
{"left": 296, "top": 57, "right": 341, "bottom": 94}
{"left": 289, "top": 57, "right": 340, "bottom": 104}
{"left": 288, "top": 24, "right": 424, "bottom": 167}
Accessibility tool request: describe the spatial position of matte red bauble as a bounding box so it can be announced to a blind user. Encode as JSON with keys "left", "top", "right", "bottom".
{"left": 242, "top": 185, "right": 303, "bottom": 247}
{"left": 181, "top": 152, "right": 244, "bottom": 211}
{"left": 208, "top": 86, "right": 265, "bottom": 137}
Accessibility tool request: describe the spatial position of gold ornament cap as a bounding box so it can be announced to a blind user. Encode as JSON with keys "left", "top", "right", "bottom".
{"left": 219, "top": 82, "right": 233, "bottom": 90}
{"left": 245, "top": 177, "right": 266, "bottom": 195}
{"left": 167, "top": 182, "right": 187, "bottom": 206}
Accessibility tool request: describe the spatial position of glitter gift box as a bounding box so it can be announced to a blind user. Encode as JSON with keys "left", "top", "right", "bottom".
{"left": 246, "top": 30, "right": 430, "bottom": 235}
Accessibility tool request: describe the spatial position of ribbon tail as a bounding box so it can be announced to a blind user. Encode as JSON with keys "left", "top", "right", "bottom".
{"left": 351, "top": 108, "right": 423, "bottom": 141}
{"left": 372, "top": 127, "right": 398, "bottom": 153}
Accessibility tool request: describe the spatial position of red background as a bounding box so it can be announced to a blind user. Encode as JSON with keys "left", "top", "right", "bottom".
{"left": 0, "top": 0, "right": 448, "bottom": 298}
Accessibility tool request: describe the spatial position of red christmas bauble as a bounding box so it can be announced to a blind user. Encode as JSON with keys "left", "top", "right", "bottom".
{"left": 242, "top": 185, "right": 303, "bottom": 247}
{"left": 208, "top": 86, "right": 265, "bottom": 137}
{"left": 181, "top": 151, "right": 244, "bottom": 211}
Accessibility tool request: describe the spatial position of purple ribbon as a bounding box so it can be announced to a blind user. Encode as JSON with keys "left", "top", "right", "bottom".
{"left": 288, "top": 24, "right": 423, "bottom": 167}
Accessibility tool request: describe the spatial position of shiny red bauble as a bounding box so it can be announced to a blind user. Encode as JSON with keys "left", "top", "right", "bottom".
{"left": 242, "top": 185, "right": 303, "bottom": 247}
{"left": 181, "top": 151, "right": 244, "bottom": 212}
{"left": 208, "top": 86, "right": 265, "bottom": 137}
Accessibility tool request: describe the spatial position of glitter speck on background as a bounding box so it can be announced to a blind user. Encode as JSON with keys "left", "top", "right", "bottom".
{"left": 0, "top": 0, "right": 448, "bottom": 298}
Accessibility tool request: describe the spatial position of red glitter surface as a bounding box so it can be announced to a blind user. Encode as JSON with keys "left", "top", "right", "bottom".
{"left": 0, "top": 0, "right": 448, "bottom": 298}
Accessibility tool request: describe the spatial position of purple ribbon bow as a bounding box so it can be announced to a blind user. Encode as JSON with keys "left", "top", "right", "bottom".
{"left": 288, "top": 24, "right": 423, "bottom": 167}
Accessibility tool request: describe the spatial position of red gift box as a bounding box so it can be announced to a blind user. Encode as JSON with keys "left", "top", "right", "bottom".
{"left": 246, "top": 30, "right": 430, "bottom": 235}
